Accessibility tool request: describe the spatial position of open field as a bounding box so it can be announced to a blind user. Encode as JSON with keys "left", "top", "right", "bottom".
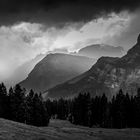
{"left": 0, "top": 119, "right": 139, "bottom": 140}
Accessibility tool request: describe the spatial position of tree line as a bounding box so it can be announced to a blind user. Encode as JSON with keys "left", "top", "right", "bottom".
{"left": 45, "top": 89, "right": 140, "bottom": 128}
{"left": 0, "top": 83, "right": 50, "bottom": 126}
{"left": 1, "top": 82, "right": 140, "bottom": 128}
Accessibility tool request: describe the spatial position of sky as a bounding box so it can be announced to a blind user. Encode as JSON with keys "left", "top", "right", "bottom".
{"left": 1, "top": 0, "right": 140, "bottom": 85}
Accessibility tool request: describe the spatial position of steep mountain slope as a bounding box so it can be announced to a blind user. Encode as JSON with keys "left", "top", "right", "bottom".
{"left": 20, "top": 53, "right": 95, "bottom": 92}
{"left": 78, "top": 44, "right": 124, "bottom": 59}
{"left": 46, "top": 34, "right": 140, "bottom": 99}
{"left": 5, "top": 54, "right": 45, "bottom": 87}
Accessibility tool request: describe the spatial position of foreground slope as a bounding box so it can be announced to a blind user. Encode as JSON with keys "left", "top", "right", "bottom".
{"left": 47, "top": 34, "right": 140, "bottom": 98}
{"left": 0, "top": 118, "right": 140, "bottom": 140}
{"left": 20, "top": 53, "right": 95, "bottom": 92}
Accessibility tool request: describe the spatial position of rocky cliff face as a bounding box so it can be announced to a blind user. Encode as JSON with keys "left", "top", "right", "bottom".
{"left": 46, "top": 34, "right": 140, "bottom": 99}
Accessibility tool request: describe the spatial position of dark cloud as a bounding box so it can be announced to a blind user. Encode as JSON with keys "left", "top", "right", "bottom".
{"left": 0, "top": 0, "right": 140, "bottom": 26}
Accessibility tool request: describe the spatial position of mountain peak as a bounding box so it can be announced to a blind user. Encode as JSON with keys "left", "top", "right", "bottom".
{"left": 124, "top": 34, "right": 140, "bottom": 57}
{"left": 78, "top": 44, "right": 124, "bottom": 59}
{"left": 20, "top": 53, "right": 95, "bottom": 92}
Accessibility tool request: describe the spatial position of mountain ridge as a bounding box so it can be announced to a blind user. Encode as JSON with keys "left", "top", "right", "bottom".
{"left": 46, "top": 34, "right": 140, "bottom": 99}
{"left": 20, "top": 53, "right": 95, "bottom": 92}
{"left": 78, "top": 44, "right": 124, "bottom": 58}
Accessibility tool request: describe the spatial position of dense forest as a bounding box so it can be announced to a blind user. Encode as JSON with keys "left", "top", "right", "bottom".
{"left": 45, "top": 89, "right": 140, "bottom": 128}
{"left": 0, "top": 83, "right": 50, "bottom": 126}
{"left": 1, "top": 82, "right": 140, "bottom": 128}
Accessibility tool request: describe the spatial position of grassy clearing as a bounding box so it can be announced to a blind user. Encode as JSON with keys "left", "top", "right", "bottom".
{"left": 0, "top": 119, "right": 139, "bottom": 140}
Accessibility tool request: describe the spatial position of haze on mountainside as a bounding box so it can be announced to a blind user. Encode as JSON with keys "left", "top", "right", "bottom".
{"left": 20, "top": 53, "right": 95, "bottom": 92}
{"left": 46, "top": 34, "right": 140, "bottom": 99}
{"left": 4, "top": 54, "right": 46, "bottom": 87}
{"left": 0, "top": 0, "right": 140, "bottom": 87}
{"left": 19, "top": 44, "right": 124, "bottom": 93}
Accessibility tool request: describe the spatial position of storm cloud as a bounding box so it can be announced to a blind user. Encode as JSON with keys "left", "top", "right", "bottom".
{"left": 0, "top": 0, "right": 140, "bottom": 27}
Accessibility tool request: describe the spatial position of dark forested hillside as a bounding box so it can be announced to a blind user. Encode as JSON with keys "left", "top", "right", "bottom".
{"left": 1, "top": 81, "right": 140, "bottom": 129}
{"left": 45, "top": 89, "right": 140, "bottom": 128}
{"left": 0, "top": 83, "right": 50, "bottom": 127}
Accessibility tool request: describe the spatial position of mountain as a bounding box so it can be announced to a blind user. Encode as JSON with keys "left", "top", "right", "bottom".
{"left": 46, "top": 34, "right": 140, "bottom": 99}
{"left": 78, "top": 44, "right": 124, "bottom": 59}
{"left": 4, "top": 54, "right": 45, "bottom": 87}
{"left": 20, "top": 53, "right": 95, "bottom": 92}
